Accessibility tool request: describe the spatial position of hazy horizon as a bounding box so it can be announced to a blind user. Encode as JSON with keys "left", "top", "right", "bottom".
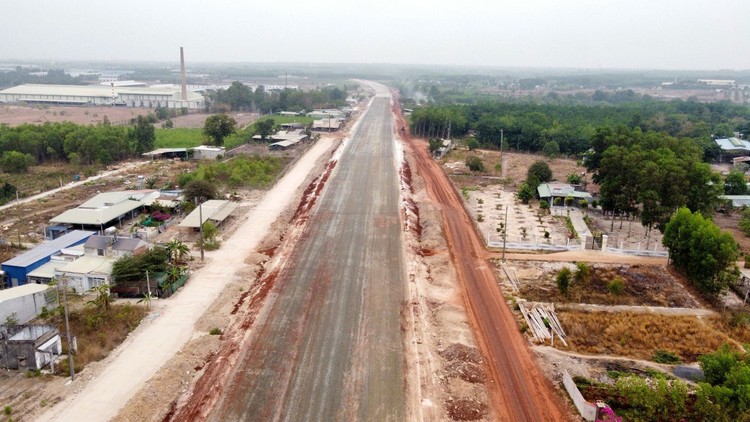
{"left": 3, "top": 0, "right": 748, "bottom": 71}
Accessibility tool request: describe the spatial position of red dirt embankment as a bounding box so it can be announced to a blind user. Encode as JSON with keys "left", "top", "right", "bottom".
{"left": 393, "top": 97, "right": 570, "bottom": 421}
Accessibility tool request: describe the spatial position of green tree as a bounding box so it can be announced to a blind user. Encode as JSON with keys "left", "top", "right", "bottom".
{"left": 165, "top": 239, "right": 189, "bottom": 264}
{"left": 130, "top": 115, "right": 155, "bottom": 154}
{"left": 527, "top": 160, "right": 552, "bottom": 185}
{"left": 255, "top": 118, "right": 275, "bottom": 140}
{"left": 1, "top": 151, "right": 34, "bottom": 173}
{"left": 466, "top": 139, "right": 479, "bottom": 151}
{"left": 663, "top": 207, "right": 740, "bottom": 297}
{"left": 740, "top": 208, "right": 750, "bottom": 236}
{"left": 465, "top": 156, "right": 485, "bottom": 172}
{"left": 725, "top": 170, "right": 748, "bottom": 195}
{"left": 542, "top": 140, "right": 560, "bottom": 158}
{"left": 203, "top": 114, "right": 237, "bottom": 146}
{"left": 202, "top": 221, "right": 218, "bottom": 242}
{"left": 428, "top": 138, "right": 442, "bottom": 154}
{"left": 517, "top": 182, "right": 534, "bottom": 204}
{"left": 183, "top": 179, "right": 218, "bottom": 200}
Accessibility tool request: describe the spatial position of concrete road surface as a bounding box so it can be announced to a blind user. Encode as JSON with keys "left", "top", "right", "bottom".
{"left": 208, "top": 95, "right": 406, "bottom": 421}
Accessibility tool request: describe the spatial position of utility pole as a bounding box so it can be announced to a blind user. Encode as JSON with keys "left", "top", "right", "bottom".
{"left": 502, "top": 205, "right": 509, "bottom": 262}
{"left": 499, "top": 129, "right": 504, "bottom": 166}
{"left": 60, "top": 274, "right": 75, "bottom": 381}
{"left": 196, "top": 197, "right": 205, "bottom": 261}
{"left": 145, "top": 270, "right": 152, "bottom": 309}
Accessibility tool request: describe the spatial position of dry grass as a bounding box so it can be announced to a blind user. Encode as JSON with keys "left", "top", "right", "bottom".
{"left": 518, "top": 264, "right": 699, "bottom": 308}
{"left": 709, "top": 311, "right": 750, "bottom": 345}
{"left": 49, "top": 302, "right": 146, "bottom": 373}
{"left": 442, "top": 148, "right": 587, "bottom": 189}
{"left": 557, "top": 310, "right": 734, "bottom": 362}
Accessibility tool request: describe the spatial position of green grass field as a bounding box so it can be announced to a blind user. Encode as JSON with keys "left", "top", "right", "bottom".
{"left": 255, "top": 115, "right": 314, "bottom": 126}
{"left": 156, "top": 115, "right": 314, "bottom": 149}
{"left": 155, "top": 128, "right": 207, "bottom": 148}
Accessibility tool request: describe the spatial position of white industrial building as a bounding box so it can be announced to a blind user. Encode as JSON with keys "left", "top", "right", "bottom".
{"left": 0, "top": 84, "right": 204, "bottom": 109}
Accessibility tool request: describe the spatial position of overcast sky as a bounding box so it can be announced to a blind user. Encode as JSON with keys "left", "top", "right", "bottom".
{"left": 2, "top": 0, "right": 748, "bottom": 70}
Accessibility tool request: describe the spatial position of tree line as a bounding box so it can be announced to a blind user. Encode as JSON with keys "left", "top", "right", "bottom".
{"left": 407, "top": 98, "right": 750, "bottom": 158}
{"left": 209, "top": 82, "right": 351, "bottom": 113}
{"left": 0, "top": 118, "right": 155, "bottom": 171}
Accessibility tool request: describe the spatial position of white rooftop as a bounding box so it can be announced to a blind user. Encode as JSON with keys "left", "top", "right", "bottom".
{"left": 179, "top": 200, "right": 238, "bottom": 228}
{"left": 0, "top": 283, "right": 49, "bottom": 302}
{"left": 50, "top": 190, "right": 159, "bottom": 226}
{"left": 0, "top": 84, "right": 203, "bottom": 100}
{"left": 59, "top": 255, "right": 114, "bottom": 276}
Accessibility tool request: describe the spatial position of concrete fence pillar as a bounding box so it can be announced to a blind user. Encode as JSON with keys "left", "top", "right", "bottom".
{"left": 601, "top": 235, "right": 608, "bottom": 251}
{"left": 580, "top": 235, "right": 588, "bottom": 250}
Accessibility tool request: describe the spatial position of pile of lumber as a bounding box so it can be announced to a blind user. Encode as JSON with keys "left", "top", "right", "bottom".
{"left": 518, "top": 301, "right": 567, "bottom": 346}
{"left": 500, "top": 262, "right": 520, "bottom": 291}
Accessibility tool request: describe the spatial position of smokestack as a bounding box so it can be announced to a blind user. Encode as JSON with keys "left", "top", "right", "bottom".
{"left": 180, "top": 47, "right": 187, "bottom": 101}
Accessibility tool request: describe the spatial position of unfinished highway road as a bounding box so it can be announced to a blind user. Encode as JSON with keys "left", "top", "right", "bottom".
{"left": 173, "top": 94, "right": 407, "bottom": 421}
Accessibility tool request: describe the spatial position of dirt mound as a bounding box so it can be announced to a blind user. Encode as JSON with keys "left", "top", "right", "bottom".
{"left": 445, "top": 397, "right": 488, "bottom": 421}
{"left": 445, "top": 361, "right": 487, "bottom": 384}
{"left": 439, "top": 343, "right": 484, "bottom": 365}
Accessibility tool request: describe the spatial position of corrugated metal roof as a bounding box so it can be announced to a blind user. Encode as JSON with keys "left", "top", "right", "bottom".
{"left": 0, "top": 84, "right": 202, "bottom": 99}
{"left": 537, "top": 183, "right": 592, "bottom": 200}
{"left": 50, "top": 190, "right": 159, "bottom": 225}
{"left": 2, "top": 230, "right": 94, "bottom": 268}
{"left": 60, "top": 255, "right": 114, "bottom": 275}
{"left": 28, "top": 260, "right": 69, "bottom": 279}
{"left": 716, "top": 138, "right": 750, "bottom": 151}
{"left": 0, "top": 284, "right": 49, "bottom": 302}
{"left": 179, "top": 200, "right": 238, "bottom": 228}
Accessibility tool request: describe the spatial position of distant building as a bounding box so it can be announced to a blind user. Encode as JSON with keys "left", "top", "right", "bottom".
{"left": 1, "top": 230, "right": 94, "bottom": 287}
{"left": 698, "top": 79, "right": 735, "bottom": 87}
{"left": 312, "top": 118, "right": 342, "bottom": 132}
{"left": 192, "top": 145, "right": 225, "bottom": 160}
{"left": 715, "top": 137, "right": 750, "bottom": 161}
{"left": 0, "top": 84, "right": 204, "bottom": 109}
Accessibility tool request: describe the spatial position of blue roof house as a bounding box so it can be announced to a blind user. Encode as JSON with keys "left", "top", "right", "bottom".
{"left": 1, "top": 230, "right": 94, "bottom": 287}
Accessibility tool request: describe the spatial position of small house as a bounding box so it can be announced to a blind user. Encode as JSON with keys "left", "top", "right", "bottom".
{"left": 0, "top": 324, "right": 61, "bottom": 370}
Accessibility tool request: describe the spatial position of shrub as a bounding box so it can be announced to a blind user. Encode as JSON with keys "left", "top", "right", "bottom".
{"left": 652, "top": 350, "right": 681, "bottom": 364}
{"left": 539, "top": 200, "right": 549, "bottom": 210}
{"left": 494, "top": 163, "right": 502, "bottom": 173}
{"left": 607, "top": 276, "right": 625, "bottom": 296}
{"left": 553, "top": 197, "right": 562, "bottom": 206}
{"left": 465, "top": 156, "right": 485, "bottom": 172}
{"left": 467, "top": 139, "right": 479, "bottom": 151}
{"left": 542, "top": 141, "right": 560, "bottom": 158}
{"left": 477, "top": 214, "right": 484, "bottom": 222}
{"left": 544, "top": 231, "right": 550, "bottom": 239}
{"left": 209, "top": 327, "right": 222, "bottom": 335}
{"left": 574, "top": 262, "right": 591, "bottom": 284}
{"left": 527, "top": 160, "right": 552, "bottom": 184}
{"left": 564, "top": 196, "right": 574, "bottom": 207}
{"left": 556, "top": 267, "right": 572, "bottom": 295}
{"left": 516, "top": 182, "right": 534, "bottom": 204}
{"left": 567, "top": 173, "right": 582, "bottom": 184}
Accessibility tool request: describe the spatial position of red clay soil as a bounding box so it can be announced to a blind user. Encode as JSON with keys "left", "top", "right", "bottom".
{"left": 393, "top": 97, "right": 570, "bottom": 421}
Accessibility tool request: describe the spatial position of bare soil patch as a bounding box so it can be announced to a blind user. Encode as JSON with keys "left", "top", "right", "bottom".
{"left": 714, "top": 211, "right": 750, "bottom": 254}
{"left": 513, "top": 261, "right": 701, "bottom": 307}
{"left": 0, "top": 105, "right": 152, "bottom": 126}
{"left": 169, "top": 112, "right": 258, "bottom": 129}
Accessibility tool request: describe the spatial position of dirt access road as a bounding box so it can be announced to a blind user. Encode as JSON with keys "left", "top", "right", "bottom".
{"left": 396, "top": 102, "right": 570, "bottom": 420}
{"left": 172, "top": 91, "right": 407, "bottom": 420}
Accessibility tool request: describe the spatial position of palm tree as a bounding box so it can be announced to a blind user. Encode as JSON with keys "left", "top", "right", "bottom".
{"left": 165, "top": 239, "right": 189, "bottom": 264}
